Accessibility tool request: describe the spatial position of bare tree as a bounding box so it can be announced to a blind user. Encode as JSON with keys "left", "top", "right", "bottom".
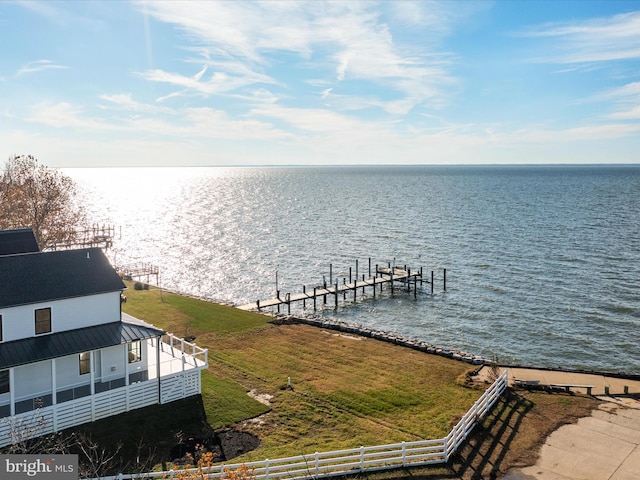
{"left": 0, "top": 154, "right": 86, "bottom": 250}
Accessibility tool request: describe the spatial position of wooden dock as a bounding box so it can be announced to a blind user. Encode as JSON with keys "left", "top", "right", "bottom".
{"left": 116, "top": 262, "right": 160, "bottom": 285}
{"left": 238, "top": 263, "right": 446, "bottom": 313}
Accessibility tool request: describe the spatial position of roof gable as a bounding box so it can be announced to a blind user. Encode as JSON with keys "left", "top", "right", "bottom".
{"left": 0, "top": 247, "right": 126, "bottom": 308}
{"left": 0, "top": 228, "right": 39, "bottom": 256}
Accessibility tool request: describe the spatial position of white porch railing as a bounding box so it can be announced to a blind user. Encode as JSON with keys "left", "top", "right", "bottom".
{"left": 91, "top": 370, "right": 509, "bottom": 480}
{"left": 0, "top": 336, "right": 208, "bottom": 449}
{"left": 160, "top": 333, "right": 208, "bottom": 372}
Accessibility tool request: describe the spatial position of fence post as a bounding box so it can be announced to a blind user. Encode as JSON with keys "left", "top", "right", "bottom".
{"left": 265, "top": 459, "right": 270, "bottom": 480}
{"left": 360, "top": 446, "right": 365, "bottom": 471}
{"left": 315, "top": 452, "right": 319, "bottom": 477}
{"left": 443, "top": 434, "right": 449, "bottom": 463}
{"left": 402, "top": 441, "right": 406, "bottom": 467}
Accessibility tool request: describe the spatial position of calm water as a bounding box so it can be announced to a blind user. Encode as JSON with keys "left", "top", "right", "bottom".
{"left": 68, "top": 165, "right": 640, "bottom": 374}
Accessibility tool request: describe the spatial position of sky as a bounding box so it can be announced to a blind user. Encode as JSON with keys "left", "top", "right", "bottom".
{"left": 1, "top": 0, "right": 640, "bottom": 167}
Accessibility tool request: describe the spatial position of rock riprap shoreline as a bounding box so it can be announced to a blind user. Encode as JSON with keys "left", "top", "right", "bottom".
{"left": 272, "top": 315, "right": 492, "bottom": 366}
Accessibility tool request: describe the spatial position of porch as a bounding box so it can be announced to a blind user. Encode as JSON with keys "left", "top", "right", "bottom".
{"left": 0, "top": 334, "right": 208, "bottom": 448}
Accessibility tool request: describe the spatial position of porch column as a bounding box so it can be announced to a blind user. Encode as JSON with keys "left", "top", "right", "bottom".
{"left": 90, "top": 351, "right": 95, "bottom": 422}
{"left": 156, "top": 336, "right": 161, "bottom": 405}
{"left": 124, "top": 344, "right": 130, "bottom": 411}
{"left": 9, "top": 367, "right": 15, "bottom": 417}
{"left": 51, "top": 359, "right": 57, "bottom": 405}
{"left": 51, "top": 359, "right": 57, "bottom": 431}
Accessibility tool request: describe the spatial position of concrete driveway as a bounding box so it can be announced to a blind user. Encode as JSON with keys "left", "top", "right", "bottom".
{"left": 502, "top": 398, "right": 640, "bottom": 480}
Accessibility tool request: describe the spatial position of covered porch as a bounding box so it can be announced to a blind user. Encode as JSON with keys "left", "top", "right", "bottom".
{"left": 0, "top": 324, "right": 208, "bottom": 448}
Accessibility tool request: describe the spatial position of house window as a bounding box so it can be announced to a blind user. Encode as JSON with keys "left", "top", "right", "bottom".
{"left": 0, "top": 370, "right": 9, "bottom": 395}
{"left": 128, "top": 341, "right": 141, "bottom": 363}
{"left": 79, "top": 352, "right": 90, "bottom": 375}
{"left": 35, "top": 308, "right": 51, "bottom": 335}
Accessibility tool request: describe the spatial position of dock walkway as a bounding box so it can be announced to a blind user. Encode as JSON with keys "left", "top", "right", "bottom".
{"left": 238, "top": 265, "right": 439, "bottom": 313}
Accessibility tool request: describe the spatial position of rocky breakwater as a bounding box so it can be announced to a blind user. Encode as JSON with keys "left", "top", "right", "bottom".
{"left": 272, "top": 315, "right": 491, "bottom": 366}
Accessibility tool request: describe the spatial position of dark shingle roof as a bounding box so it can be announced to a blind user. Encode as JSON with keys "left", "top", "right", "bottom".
{"left": 0, "top": 228, "right": 39, "bottom": 256}
{"left": 0, "top": 247, "right": 126, "bottom": 308}
{"left": 0, "top": 320, "right": 164, "bottom": 369}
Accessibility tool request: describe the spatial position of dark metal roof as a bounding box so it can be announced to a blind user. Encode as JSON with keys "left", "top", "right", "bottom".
{"left": 0, "top": 228, "right": 39, "bottom": 256}
{"left": 0, "top": 320, "right": 164, "bottom": 370}
{"left": 0, "top": 247, "right": 126, "bottom": 308}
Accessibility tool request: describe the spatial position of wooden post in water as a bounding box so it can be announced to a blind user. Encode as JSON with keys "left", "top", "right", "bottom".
{"left": 349, "top": 267, "right": 352, "bottom": 284}
{"left": 372, "top": 274, "right": 376, "bottom": 299}
{"left": 313, "top": 287, "right": 317, "bottom": 311}
{"left": 329, "top": 264, "right": 333, "bottom": 285}
{"left": 390, "top": 267, "right": 394, "bottom": 295}
{"left": 323, "top": 278, "right": 327, "bottom": 304}
{"left": 334, "top": 279, "right": 339, "bottom": 309}
{"left": 431, "top": 271, "right": 434, "bottom": 294}
{"left": 407, "top": 268, "right": 411, "bottom": 293}
{"left": 303, "top": 285, "right": 306, "bottom": 309}
{"left": 368, "top": 258, "right": 371, "bottom": 278}
{"left": 362, "top": 274, "right": 366, "bottom": 295}
{"left": 443, "top": 268, "right": 447, "bottom": 291}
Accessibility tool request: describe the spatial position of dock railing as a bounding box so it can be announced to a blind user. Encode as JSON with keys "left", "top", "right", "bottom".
{"left": 89, "top": 370, "right": 508, "bottom": 480}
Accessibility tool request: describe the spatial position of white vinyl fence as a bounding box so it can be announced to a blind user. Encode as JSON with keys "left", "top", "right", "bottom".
{"left": 92, "top": 369, "right": 508, "bottom": 480}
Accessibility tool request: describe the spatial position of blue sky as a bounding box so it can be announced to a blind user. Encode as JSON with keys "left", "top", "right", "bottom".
{"left": 2, "top": 0, "right": 640, "bottom": 167}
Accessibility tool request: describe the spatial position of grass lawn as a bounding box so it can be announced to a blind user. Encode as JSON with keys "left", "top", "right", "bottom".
{"left": 121, "top": 282, "right": 478, "bottom": 459}
{"left": 87, "top": 281, "right": 598, "bottom": 479}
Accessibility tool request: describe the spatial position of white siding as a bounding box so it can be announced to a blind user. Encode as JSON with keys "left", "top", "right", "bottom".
{"left": 55, "top": 354, "right": 88, "bottom": 389}
{"left": 14, "top": 361, "right": 51, "bottom": 400}
{"left": 100, "top": 345, "right": 125, "bottom": 382}
{"left": 0, "top": 292, "right": 121, "bottom": 342}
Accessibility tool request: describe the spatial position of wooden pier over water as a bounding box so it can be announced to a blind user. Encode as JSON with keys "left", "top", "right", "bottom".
{"left": 116, "top": 262, "right": 160, "bottom": 285}
{"left": 238, "top": 260, "right": 446, "bottom": 313}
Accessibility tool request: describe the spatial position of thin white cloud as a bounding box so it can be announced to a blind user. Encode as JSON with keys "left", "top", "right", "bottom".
{"left": 17, "top": 60, "right": 68, "bottom": 76}
{"left": 513, "top": 123, "right": 640, "bottom": 143}
{"left": 595, "top": 82, "right": 640, "bottom": 120}
{"left": 250, "top": 103, "right": 368, "bottom": 133}
{"left": 98, "top": 93, "right": 175, "bottom": 114}
{"left": 523, "top": 11, "right": 640, "bottom": 64}
{"left": 135, "top": 0, "right": 461, "bottom": 114}
{"left": 25, "top": 102, "right": 110, "bottom": 129}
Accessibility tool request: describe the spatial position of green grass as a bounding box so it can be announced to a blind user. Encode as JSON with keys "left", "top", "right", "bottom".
{"left": 122, "top": 283, "right": 269, "bottom": 337}
{"left": 201, "top": 370, "right": 270, "bottom": 429}
{"left": 120, "top": 281, "right": 482, "bottom": 463}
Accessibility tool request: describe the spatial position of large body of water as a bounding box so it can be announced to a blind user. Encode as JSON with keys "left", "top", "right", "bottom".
{"left": 68, "top": 165, "right": 640, "bottom": 375}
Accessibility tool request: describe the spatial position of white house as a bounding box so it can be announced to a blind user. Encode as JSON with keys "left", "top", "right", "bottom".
{"left": 0, "top": 229, "right": 208, "bottom": 447}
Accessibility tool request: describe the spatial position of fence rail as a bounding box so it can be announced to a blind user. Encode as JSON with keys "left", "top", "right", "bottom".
{"left": 91, "top": 370, "right": 508, "bottom": 480}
